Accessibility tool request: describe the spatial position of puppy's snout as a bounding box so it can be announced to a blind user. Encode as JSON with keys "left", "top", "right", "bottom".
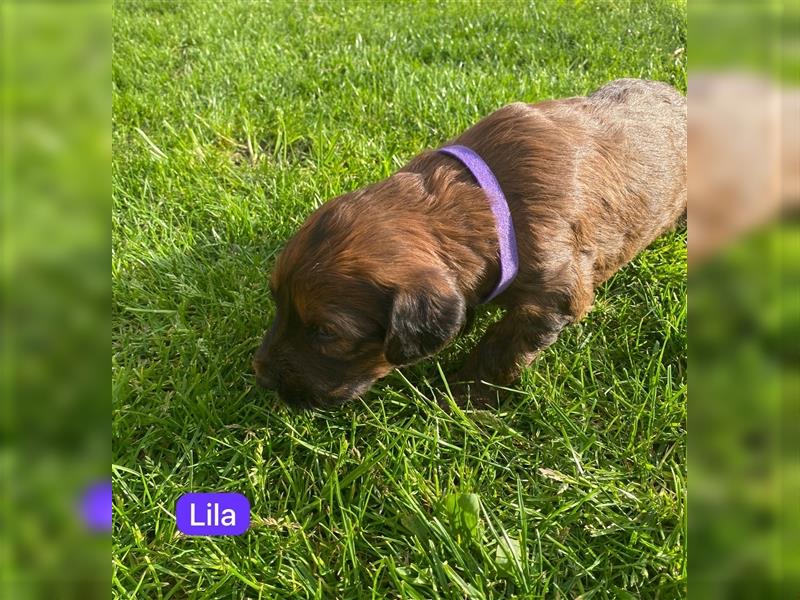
{"left": 255, "top": 368, "right": 277, "bottom": 390}
{"left": 253, "top": 346, "right": 277, "bottom": 390}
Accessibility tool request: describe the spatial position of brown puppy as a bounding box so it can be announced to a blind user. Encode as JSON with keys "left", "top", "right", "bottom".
{"left": 253, "top": 79, "right": 686, "bottom": 408}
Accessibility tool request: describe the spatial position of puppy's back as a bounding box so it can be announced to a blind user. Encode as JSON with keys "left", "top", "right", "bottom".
{"left": 587, "top": 78, "right": 687, "bottom": 229}
{"left": 577, "top": 79, "right": 687, "bottom": 280}
{"left": 589, "top": 78, "right": 684, "bottom": 109}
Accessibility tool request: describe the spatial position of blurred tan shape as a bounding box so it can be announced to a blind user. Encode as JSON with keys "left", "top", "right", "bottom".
{"left": 689, "top": 73, "right": 799, "bottom": 266}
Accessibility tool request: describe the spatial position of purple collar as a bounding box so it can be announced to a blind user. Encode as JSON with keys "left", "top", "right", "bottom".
{"left": 438, "top": 145, "right": 519, "bottom": 303}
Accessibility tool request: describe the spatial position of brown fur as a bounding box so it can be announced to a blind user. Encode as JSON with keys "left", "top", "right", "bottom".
{"left": 253, "top": 79, "right": 686, "bottom": 408}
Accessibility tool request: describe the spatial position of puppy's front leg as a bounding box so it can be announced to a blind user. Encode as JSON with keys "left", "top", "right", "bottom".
{"left": 450, "top": 306, "right": 572, "bottom": 407}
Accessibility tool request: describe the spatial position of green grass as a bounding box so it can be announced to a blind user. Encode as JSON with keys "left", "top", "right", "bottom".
{"left": 112, "top": 1, "right": 687, "bottom": 598}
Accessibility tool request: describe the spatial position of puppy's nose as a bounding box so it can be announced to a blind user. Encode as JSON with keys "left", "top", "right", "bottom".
{"left": 256, "top": 372, "right": 276, "bottom": 390}
{"left": 252, "top": 356, "right": 277, "bottom": 390}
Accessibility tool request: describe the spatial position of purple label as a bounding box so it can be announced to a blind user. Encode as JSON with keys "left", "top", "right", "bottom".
{"left": 79, "top": 479, "right": 112, "bottom": 532}
{"left": 176, "top": 492, "right": 250, "bottom": 536}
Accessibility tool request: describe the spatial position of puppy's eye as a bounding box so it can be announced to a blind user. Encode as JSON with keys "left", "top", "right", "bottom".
{"left": 311, "top": 324, "right": 338, "bottom": 343}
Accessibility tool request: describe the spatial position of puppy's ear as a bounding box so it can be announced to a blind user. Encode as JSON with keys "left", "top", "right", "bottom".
{"left": 384, "top": 274, "right": 466, "bottom": 365}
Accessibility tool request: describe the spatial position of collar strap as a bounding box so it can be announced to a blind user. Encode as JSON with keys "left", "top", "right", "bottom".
{"left": 438, "top": 144, "right": 519, "bottom": 303}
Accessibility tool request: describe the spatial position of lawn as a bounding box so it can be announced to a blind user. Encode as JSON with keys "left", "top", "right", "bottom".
{"left": 112, "top": 1, "right": 687, "bottom": 598}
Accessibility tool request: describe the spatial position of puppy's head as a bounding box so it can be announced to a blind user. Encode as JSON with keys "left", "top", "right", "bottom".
{"left": 253, "top": 174, "right": 466, "bottom": 408}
